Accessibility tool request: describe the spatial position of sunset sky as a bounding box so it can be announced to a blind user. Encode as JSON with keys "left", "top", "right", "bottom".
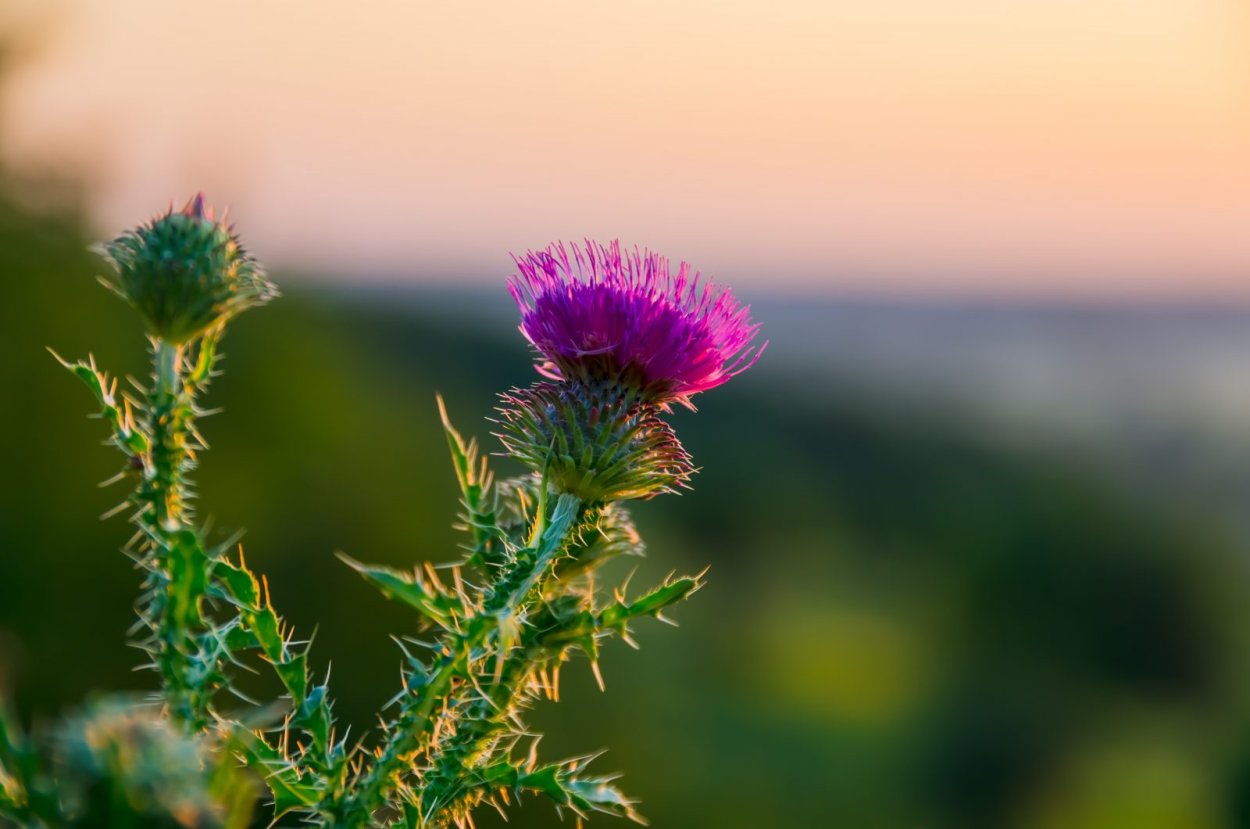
{"left": 3, "top": 0, "right": 1249, "bottom": 299}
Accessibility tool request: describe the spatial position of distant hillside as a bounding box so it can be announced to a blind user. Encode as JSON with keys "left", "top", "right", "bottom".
{"left": 325, "top": 282, "right": 1250, "bottom": 543}
{"left": 330, "top": 282, "right": 1250, "bottom": 441}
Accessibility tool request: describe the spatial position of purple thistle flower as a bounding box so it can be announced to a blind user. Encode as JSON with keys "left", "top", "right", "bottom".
{"left": 509, "top": 240, "right": 765, "bottom": 408}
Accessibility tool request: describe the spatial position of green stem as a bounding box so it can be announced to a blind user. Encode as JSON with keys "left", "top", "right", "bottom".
{"left": 143, "top": 338, "right": 213, "bottom": 728}
{"left": 416, "top": 653, "right": 530, "bottom": 825}
{"left": 417, "top": 495, "right": 610, "bottom": 826}
{"left": 487, "top": 493, "right": 585, "bottom": 614}
{"left": 149, "top": 339, "right": 187, "bottom": 527}
{"left": 343, "top": 494, "right": 585, "bottom": 825}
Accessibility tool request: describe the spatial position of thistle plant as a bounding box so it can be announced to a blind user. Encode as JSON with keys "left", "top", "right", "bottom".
{"left": 6, "top": 203, "right": 763, "bottom": 828}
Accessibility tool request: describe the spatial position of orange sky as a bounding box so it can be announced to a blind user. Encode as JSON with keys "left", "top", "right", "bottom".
{"left": 3, "top": 0, "right": 1249, "bottom": 298}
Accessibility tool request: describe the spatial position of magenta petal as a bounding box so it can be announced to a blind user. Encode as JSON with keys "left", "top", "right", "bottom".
{"left": 508, "top": 240, "right": 764, "bottom": 404}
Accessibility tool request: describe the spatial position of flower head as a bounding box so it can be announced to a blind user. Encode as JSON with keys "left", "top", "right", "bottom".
{"left": 509, "top": 240, "right": 764, "bottom": 408}
{"left": 100, "top": 194, "right": 277, "bottom": 344}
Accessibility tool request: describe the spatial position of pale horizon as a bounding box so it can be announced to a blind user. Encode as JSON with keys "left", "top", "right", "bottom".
{"left": 3, "top": 0, "right": 1249, "bottom": 300}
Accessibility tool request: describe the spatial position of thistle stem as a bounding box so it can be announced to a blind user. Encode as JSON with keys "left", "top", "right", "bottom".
{"left": 344, "top": 494, "right": 586, "bottom": 825}
{"left": 143, "top": 338, "right": 212, "bottom": 728}
{"left": 151, "top": 339, "right": 185, "bottom": 525}
{"left": 416, "top": 494, "right": 600, "bottom": 826}
{"left": 416, "top": 650, "right": 531, "bottom": 824}
{"left": 487, "top": 493, "right": 586, "bottom": 614}
{"left": 155, "top": 340, "right": 181, "bottom": 395}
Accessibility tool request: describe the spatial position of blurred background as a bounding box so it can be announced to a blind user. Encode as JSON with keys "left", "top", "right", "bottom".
{"left": 4, "top": 2, "right": 1250, "bottom": 827}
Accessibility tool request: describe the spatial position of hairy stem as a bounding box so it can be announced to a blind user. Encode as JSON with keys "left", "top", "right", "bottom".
{"left": 417, "top": 495, "right": 614, "bottom": 827}
{"left": 148, "top": 340, "right": 188, "bottom": 526}
{"left": 141, "top": 338, "right": 213, "bottom": 728}
{"left": 343, "top": 494, "right": 586, "bottom": 825}
{"left": 415, "top": 650, "right": 530, "bottom": 825}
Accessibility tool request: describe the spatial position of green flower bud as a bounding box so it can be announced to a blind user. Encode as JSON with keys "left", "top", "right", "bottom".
{"left": 100, "top": 194, "right": 277, "bottom": 343}
{"left": 495, "top": 381, "right": 695, "bottom": 502}
{"left": 55, "top": 699, "right": 257, "bottom": 827}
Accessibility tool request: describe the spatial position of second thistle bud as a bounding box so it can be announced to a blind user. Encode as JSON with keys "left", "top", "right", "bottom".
{"left": 100, "top": 194, "right": 277, "bottom": 343}
{"left": 496, "top": 381, "right": 695, "bottom": 503}
{"left": 55, "top": 700, "right": 256, "bottom": 827}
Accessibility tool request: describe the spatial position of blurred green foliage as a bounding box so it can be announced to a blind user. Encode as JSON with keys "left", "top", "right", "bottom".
{"left": 5, "top": 188, "right": 1250, "bottom": 829}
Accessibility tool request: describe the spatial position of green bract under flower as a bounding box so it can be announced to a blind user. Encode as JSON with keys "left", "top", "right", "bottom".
{"left": 496, "top": 381, "right": 695, "bottom": 502}
{"left": 100, "top": 194, "right": 277, "bottom": 343}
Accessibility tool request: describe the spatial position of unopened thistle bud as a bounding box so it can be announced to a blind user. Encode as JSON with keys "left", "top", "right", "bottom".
{"left": 100, "top": 194, "right": 277, "bottom": 343}
{"left": 496, "top": 381, "right": 694, "bottom": 502}
{"left": 55, "top": 700, "right": 255, "bottom": 827}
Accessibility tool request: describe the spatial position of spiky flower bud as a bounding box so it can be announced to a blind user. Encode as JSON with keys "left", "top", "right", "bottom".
{"left": 55, "top": 700, "right": 256, "bottom": 828}
{"left": 496, "top": 381, "right": 694, "bottom": 502}
{"left": 100, "top": 194, "right": 277, "bottom": 343}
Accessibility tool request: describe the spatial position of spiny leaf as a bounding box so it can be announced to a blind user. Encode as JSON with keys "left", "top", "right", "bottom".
{"left": 438, "top": 393, "right": 478, "bottom": 501}
{"left": 53, "top": 349, "right": 150, "bottom": 456}
{"left": 338, "top": 554, "right": 461, "bottom": 630}
{"left": 233, "top": 730, "right": 321, "bottom": 817}
{"left": 516, "top": 759, "right": 644, "bottom": 823}
{"left": 602, "top": 574, "right": 704, "bottom": 626}
{"left": 438, "top": 395, "right": 506, "bottom": 565}
{"left": 274, "top": 654, "right": 309, "bottom": 704}
{"left": 212, "top": 557, "right": 261, "bottom": 610}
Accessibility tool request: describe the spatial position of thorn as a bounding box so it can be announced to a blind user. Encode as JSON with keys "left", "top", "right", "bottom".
{"left": 46, "top": 346, "right": 73, "bottom": 369}
{"left": 100, "top": 500, "right": 131, "bottom": 520}
{"left": 423, "top": 561, "right": 448, "bottom": 593}
{"left": 452, "top": 566, "right": 471, "bottom": 612}
{"left": 619, "top": 566, "right": 639, "bottom": 597}
{"left": 590, "top": 660, "right": 606, "bottom": 692}
{"left": 98, "top": 470, "right": 129, "bottom": 488}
